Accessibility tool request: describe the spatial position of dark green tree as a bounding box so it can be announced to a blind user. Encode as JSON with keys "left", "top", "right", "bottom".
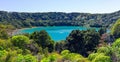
{"left": 65, "top": 30, "right": 85, "bottom": 55}
{"left": 98, "top": 27, "right": 107, "bottom": 36}
{"left": 31, "top": 30, "right": 54, "bottom": 52}
{"left": 84, "top": 29, "right": 100, "bottom": 51}
{"left": 55, "top": 41, "right": 66, "bottom": 53}
{"left": 65, "top": 29, "right": 100, "bottom": 56}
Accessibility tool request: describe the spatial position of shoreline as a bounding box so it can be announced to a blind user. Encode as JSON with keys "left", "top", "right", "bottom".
{"left": 10, "top": 26, "right": 40, "bottom": 36}
{"left": 10, "top": 26, "right": 109, "bottom": 36}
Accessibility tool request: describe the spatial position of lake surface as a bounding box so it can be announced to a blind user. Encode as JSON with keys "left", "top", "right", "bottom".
{"left": 17, "top": 26, "right": 100, "bottom": 41}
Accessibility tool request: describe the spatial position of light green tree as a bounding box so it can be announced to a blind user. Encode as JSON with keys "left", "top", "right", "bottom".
{"left": 11, "top": 35, "right": 30, "bottom": 49}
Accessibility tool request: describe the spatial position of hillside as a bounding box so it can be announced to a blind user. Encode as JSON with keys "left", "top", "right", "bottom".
{"left": 0, "top": 10, "right": 120, "bottom": 28}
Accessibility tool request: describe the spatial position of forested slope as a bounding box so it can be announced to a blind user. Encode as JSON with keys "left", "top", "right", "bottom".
{"left": 0, "top": 10, "right": 120, "bottom": 28}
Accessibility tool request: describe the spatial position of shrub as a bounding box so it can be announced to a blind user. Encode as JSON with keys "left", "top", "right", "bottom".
{"left": 88, "top": 53, "right": 111, "bottom": 62}
{"left": 16, "top": 54, "right": 37, "bottom": 62}
{"left": 97, "top": 46, "right": 111, "bottom": 55}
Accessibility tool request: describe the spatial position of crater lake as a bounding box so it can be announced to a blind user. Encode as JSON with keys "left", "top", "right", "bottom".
{"left": 16, "top": 26, "right": 101, "bottom": 41}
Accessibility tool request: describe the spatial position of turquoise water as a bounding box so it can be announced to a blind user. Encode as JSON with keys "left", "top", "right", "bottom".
{"left": 17, "top": 26, "right": 100, "bottom": 41}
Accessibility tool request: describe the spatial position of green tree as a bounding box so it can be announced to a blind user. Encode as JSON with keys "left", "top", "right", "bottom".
{"left": 65, "top": 30, "right": 86, "bottom": 56}
{"left": 84, "top": 29, "right": 100, "bottom": 52}
{"left": 65, "top": 30, "right": 100, "bottom": 56}
{"left": 11, "top": 35, "right": 30, "bottom": 49}
{"left": 55, "top": 41, "right": 66, "bottom": 52}
{"left": 31, "top": 30, "right": 54, "bottom": 52}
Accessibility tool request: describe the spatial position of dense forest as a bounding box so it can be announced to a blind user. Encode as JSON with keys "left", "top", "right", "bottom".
{"left": 0, "top": 14, "right": 120, "bottom": 62}
{"left": 0, "top": 10, "right": 120, "bottom": 28}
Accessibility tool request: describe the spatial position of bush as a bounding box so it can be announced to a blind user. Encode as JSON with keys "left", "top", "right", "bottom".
{"left": 41, "top": 54, "right": 57, "bottom": 62}
{"left": 88, "top": 53, "right": 99, "bottom": 61}
{"left": 92, "top": 53, "right": 111, "bottom": 62}
{"left": 0, "top": 50, "right": 8, "bottom": 62}
{"left": 88, "top": 53, "right": 111, "bottom": 62}
{"left": 61, "top": 50, "right": 89, "bottom": 62}
{"left": 61, "top": 50, "right": 70, "bottom": 56}
{"left": 16, "top": 54, "right": 37, "bottom": 62}
{"left": 97, "top": 46, "right": 111, "bottom": 55}
{"left": 0, "top": 39, "right": 12, "bottom": 50}
{"left": 41, "top": 52, "right": 62, "bottom": 62}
